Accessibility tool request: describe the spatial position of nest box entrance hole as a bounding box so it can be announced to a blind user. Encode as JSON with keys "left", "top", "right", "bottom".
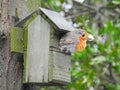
{"left": 50, "top": 28, "right": 68, "bottom": 53}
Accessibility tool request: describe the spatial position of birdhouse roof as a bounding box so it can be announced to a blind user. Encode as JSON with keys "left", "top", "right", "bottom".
{"left": 15, "top": 7, "right": 75, "bottom": 32}
{"left": 39, "top": 8, "right": 75, "bottom": 32}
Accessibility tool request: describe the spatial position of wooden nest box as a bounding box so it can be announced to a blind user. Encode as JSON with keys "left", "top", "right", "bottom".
{"left": 11, "top": 8, "right": 75, "bottom": 85}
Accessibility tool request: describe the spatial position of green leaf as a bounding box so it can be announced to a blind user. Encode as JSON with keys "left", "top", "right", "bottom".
{"left": 116, "top": 84, "right": 120, "bottom": 90}
{"left": 112, "top": 0, "right": 120, "bottom": 4}
{"left": 105, "top": 83, "right": 115, "bottom": 90}
{"left": 90, "top": 56, "right": 106, "bottom": 65}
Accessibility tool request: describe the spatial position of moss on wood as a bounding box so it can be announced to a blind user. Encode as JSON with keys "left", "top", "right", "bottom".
{"left": 10, "top": 27, "right": 23, "bottom": 53}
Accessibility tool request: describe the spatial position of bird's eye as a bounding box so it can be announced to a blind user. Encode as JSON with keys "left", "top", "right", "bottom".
{"left": 82, "top": 34, "right": 85, "bottom": 37}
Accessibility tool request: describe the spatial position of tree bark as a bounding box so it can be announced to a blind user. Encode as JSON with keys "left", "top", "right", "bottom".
{"left": 0, "top": 0, "right": 11, "bottom": 90}
{"left": 0, "top": 0, "right": 40, "bottom": 90}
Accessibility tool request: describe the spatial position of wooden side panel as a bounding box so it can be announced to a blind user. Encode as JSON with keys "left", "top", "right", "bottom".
{"left": 25, "top": 15, "right": 50, "bottom": 83}
{"left": 11, "top": 27, "right": 23, "bottom": 53}
{"left": 49, "top": 51, "right": 71, "bottom": 85}
{"left": 49, "top": 28, "right": 71, "bottom": 85}
{"left": 53, "top": 52, "right": 71, "bottom": 84}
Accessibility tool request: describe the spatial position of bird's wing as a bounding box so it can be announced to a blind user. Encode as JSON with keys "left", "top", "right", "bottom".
{"left": 59, "top": 32, "right": 79, "bottom": 46}
{"left": 59, "top": 32, "right": 79, "bottom": 54}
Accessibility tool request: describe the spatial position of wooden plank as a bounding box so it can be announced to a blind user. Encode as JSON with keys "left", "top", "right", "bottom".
{"left": 40, "top": 8, "right": 75, "bottom": 31}
{"left": 49, "top": 28, "right": 71, "bottom": 85}
{"left": 10, "top": 27, "right": 23, "bottom": 53}
{"left": 53, "top": 52, "right": 71, "bottom": 84}
{"left": 49, "top": 51, "right": 71, "bottom": 85}
{"left": 25, "top": 15, "right": 50, "bottom": 83}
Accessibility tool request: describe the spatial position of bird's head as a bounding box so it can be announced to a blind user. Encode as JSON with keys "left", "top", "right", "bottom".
{"left": 77, "top": 30, "right": 94, "bottom": 41}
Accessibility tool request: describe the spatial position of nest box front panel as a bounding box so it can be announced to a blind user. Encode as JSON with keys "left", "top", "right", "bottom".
{"left": 25, "top": 15, "right": 50, "bottom": 83}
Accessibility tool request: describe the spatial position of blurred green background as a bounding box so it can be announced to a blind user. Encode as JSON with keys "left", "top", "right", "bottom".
{"left": 39, "top": 0, "right": 120, "bottom": 90}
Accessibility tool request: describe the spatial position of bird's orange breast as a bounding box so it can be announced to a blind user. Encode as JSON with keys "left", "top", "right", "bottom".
{"left": 75, "top": 37, "right": 87, "bottom": 51}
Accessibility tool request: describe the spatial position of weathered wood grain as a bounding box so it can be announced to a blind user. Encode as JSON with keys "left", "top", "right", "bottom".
{"left": 25, "top": 15, "right": 50, "bottom": 83}
{"left": 49, "top": 51, "right": 71, "bottom": 85}
{"left": 11, "top": 27, "right": 23, "bottom": 53}
{"left": 8, "top": 0, "right": 41, "bottom": 90}
{"left": 49, "top": 28, "right": 71, "bottom": 85}
{"left": 40, "top": 8, "right": 75, "bottom": 31}
{"left": 24, "top": 8, "right": 71, "bottom": 85}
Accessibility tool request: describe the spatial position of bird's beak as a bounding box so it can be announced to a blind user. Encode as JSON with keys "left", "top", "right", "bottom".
{"left": 87, "top": 34, "right": 94, "bottom": 41}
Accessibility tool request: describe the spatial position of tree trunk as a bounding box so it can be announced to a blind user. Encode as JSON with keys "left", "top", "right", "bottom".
{"left": 0, "top": 0, "right": 40, "bottom": 90}
{"left": 0, "top": 0, "right": 11, "bottom": 90}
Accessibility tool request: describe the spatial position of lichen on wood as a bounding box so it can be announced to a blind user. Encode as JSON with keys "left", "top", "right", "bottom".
{"left": 10, "top": 27, "right": 23, "bottom": 53}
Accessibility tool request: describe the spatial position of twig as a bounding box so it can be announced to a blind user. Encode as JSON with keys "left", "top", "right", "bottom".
{"left": 74, "top": 1, "right": 96, "bottom": 11}
{"left": 66, "top": 10, "right": 95, "bottom": 19}
{"left": 99, "top": 5, "right": 120, "bottom": 11}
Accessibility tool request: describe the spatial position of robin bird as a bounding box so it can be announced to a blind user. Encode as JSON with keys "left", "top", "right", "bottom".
{"left": 59, "top": 29, "right": 94, "bottom": 54}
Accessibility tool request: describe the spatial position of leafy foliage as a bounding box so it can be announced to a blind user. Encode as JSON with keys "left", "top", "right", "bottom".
{"left": 67, "top": 20, "right": 120, "bottom": 90}
{"left": 40, "top": 0, "right": 63, "bottom": 11}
